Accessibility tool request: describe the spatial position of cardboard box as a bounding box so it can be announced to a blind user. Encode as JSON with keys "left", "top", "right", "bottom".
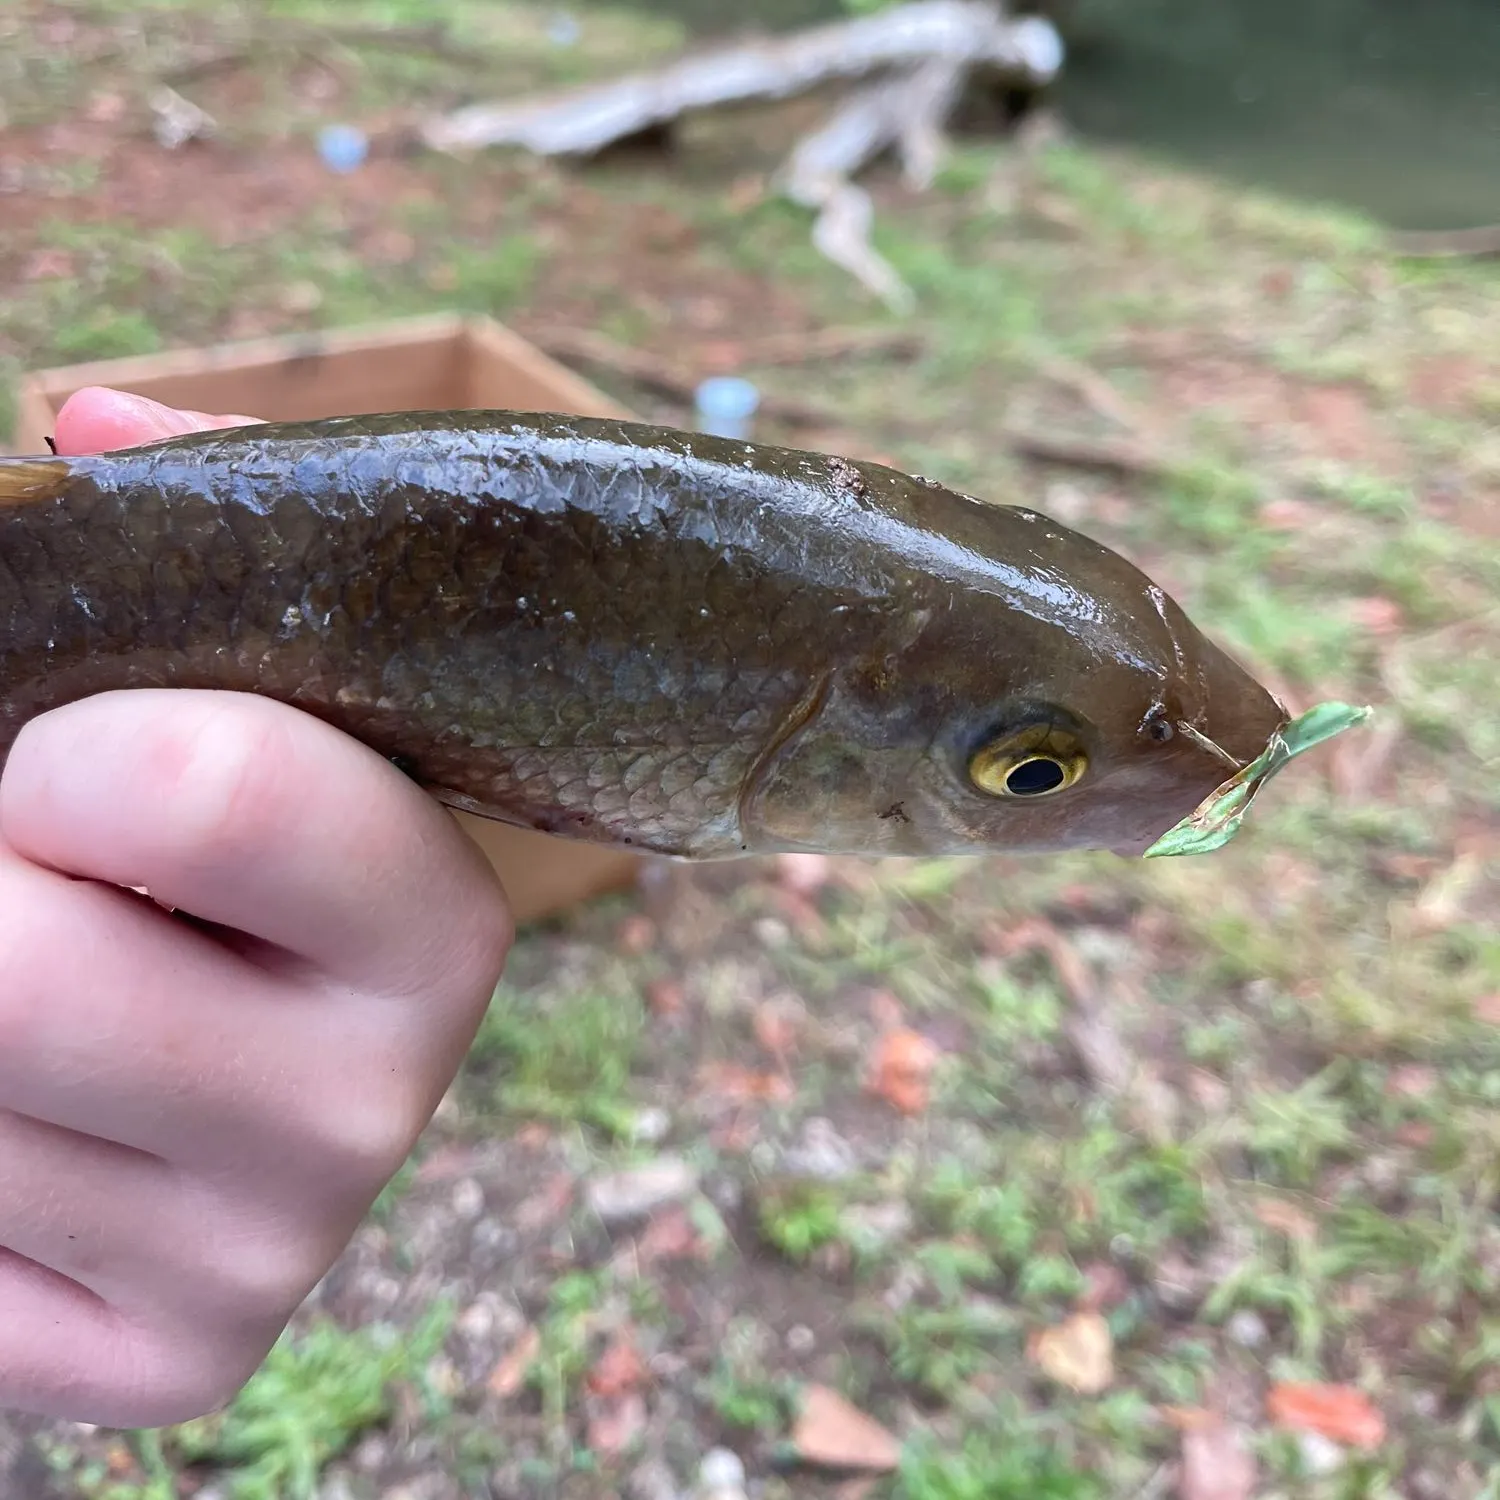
{"left": 13, "top": 313, "right": 645, "bottom": 924}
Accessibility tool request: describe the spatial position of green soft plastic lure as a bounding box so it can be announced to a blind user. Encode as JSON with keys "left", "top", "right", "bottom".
{"left": 1145, "top": 702, "right": 1374, "bottom": 858}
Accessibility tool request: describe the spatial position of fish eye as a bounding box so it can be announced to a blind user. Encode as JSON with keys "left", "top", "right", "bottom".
{"left": 969, "top": 724, "right": 1088, "bottom": 799}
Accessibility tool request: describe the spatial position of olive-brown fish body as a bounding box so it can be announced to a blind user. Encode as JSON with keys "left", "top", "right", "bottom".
{"left": 0, "top": 411, "right": 1286, "bottom": 858}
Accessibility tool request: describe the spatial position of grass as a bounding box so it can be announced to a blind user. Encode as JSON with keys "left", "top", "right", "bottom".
{"left": 6, "top": 0, "right": 1500, "bottom": 1495}
{"left": 464, "top": 971, "right": 647, "bottom": 1137}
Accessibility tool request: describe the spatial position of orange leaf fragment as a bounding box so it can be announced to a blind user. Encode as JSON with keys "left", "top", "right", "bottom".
{"left": 586, "top": 1391, "right": 648, "bottom": 1457}
{"left": 791, "top": 1384, "right": 902, "bottom": 1472}
{"left": 487, "top": 1325, "right": 541, "bottom": 1399}
{"left": 587, "top": 1332, "right": 649, "bottom": 1398}
{"left": 1029, "top": 1311, "right": 1114, "bottom": 1394}
{"left": 1473, "top": 993, "right": 1500, "bottom": 1026}
{"left": 638, "top": 1204, "right": 704, "bottom": 1264}
{"left": 1252, "top": 1198, "right": 1318, "bottom": 1242}
{"left": 1267, "top": 1381, "right": 1386, "bottom": 1450}
{"left": 698, "top": 1062, "right": 795, "bottom": 1105}
{"left": 867, "top": 1028, "right": 941, "bottom": 1115}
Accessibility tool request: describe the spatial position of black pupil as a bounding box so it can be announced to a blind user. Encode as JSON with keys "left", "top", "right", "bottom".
{"left": 1006, "top": 757, "right": 1066, "bottom": 795}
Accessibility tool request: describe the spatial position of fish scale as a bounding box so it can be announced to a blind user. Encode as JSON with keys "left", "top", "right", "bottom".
{"left": 0, "top": 411, "right": 1287, "bottom": 859}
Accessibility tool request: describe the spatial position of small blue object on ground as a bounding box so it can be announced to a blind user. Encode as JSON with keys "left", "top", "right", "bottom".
{"left": 694, "top": 377, "right": 761, "bottom": 441}
{"left": 547, "top": 11, "right": 581, "bottom": 47}
{"left": 317, "top": 124, "right": 369, "bottom": 174}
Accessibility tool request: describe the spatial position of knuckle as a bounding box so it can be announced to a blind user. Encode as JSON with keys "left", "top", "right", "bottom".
{"left": 207, "top": 1230, "right": 327, "bottom": 1320}
{"left": 313, "top": 1074, "right": 427, "bottom": 1185}
{"left": 0, "top": 869, "right": 76, "bottom": 1056}
{"left": 129, "top": 1334, "right": 264, "bottom": 1428}
{"left": 157, "top": 698, "right": 300, "bottom": 868}
{"left": 450, "top": 890, "right": 513, "bottom": 1001}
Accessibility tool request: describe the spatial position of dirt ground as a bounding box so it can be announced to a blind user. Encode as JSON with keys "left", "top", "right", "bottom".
{"left": 3, "top": 3, "right": 1500, "bottom": 1498}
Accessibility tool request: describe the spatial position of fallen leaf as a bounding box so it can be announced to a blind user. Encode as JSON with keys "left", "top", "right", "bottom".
{"left": 1030, "top": 1311, "right": 1114, "bottom": 1394}
{"left": 486, "top": 1325, "right": 540, "bottom": 1399}
{"left": 791, "top": 1384, "right": 902, "bottom": 1472}
{"left": 1474, "top": 994, "right": 1500, "bottom": 1026}
{"left": 866, "top": 1028, "right": 941, "bottom": 1115}
{"left": 1347, "top": 596, "right": 1403, "bottom": 636}
{"left": 773, "top": 887, "right": 829, "bottom": 942}
{"left": 1253, "top": 1198, "right": 1318, "bottom": 1242}
{"left": 867, "top": 989, "right": 905, "bottom": 1031}
{"left": 700, "top": 337, "right": 746, "bottom": 372}
{"left": 1260, "top": 498, "right": 1317, "bottom": 531}
{"left": 615, "top": 913, "right": 657, "bottom": 955}
{"left": 1267, "top": 1382, "right": 1385, "bottom": 1450}
{"left": 1384, "top": 1063, "right": 1438, "bottom": 1099}
{"left": 753, "top": 998, "right": 804, "bottom": 1062}
{"left": 645, "top": 977, "right": 686, "bottom": 1018}
{"left": 587, "top": 1332, "right": 648, "bottom": 1398}
{"left": 1180, "top": 1416, "right": 1257, "bottom": 1500}
{"left": 637, "top": 1205, "right": 704, "bottom": 1264}
{"left": 85, "top": 90, "right": 127, "bottom": 123}
{"left": 586, "top": 1391, "right": 648, "bottom": 1457}
{"left": 777, "top": 851, "right": 834, "bottom": 893}
{"left": 23, "top": 247, "right": 75, "bottom": 282}
{"left": 1078, "top": 1261, "right": 1131, "bottom": 1312}
{"left": 698, "top": 1062, "right": 795, "bottom": 1105}
{"left": 515, "top": 1172, "right": 576, "bottom": 1232}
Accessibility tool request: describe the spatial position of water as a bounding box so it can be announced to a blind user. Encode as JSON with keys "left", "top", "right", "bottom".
{"left": 586, "top": 0, "right": 1500, "bottom": 230}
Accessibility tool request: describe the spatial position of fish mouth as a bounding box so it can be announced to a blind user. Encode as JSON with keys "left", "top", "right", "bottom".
{"left": 1110, "top": 695, "right": 1293, "bottom": 860}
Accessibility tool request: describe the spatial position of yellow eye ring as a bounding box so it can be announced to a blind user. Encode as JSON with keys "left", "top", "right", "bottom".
{"left": 970, "top": 725, "right": 1088, "bottom": 799}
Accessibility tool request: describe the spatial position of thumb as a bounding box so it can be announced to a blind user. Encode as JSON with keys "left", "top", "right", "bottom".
{"left": 53, "top": 387, "right": 263, "bottom": 456}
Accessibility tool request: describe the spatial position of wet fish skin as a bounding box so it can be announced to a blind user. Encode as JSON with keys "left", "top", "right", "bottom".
{"left": 0, "top": 410, "right": 1287, "bottom": 859}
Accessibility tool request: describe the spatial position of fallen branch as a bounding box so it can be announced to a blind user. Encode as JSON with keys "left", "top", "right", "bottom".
{"left": 543, "top": 324, "right": 923, "bottom": 373}
{"left": 541, "top": 330, "right": 850, "bottom": 429}
{"left": 1002, "top": 423, "right": 1176, "bottom": 477}
{"left": 419, "top": 1, "right": 1063, "bottom": 308}
{"left": 730, "top": 325, "right": 926, "bottom": 366}
{"left": 781, "top": 55, "right": 969, "bottom": 311}
{"left": 422, "top": 2, "right": 1062, "bottom": 156}
{"left": 1387, "top": 223, "right": 1500, "bottom": 260}
{"left": 1039, "top": 355, "right": 1160, "bottom": 441}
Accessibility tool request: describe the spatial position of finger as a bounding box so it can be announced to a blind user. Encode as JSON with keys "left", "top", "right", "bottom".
{"left": 0, "top": 1245, "right": 258, "bottom": 1427}
{"left": 0, "top": 851, "right": 322, "bottom": 1165}
{"left": 0, "top": 1248, "right": 140, "bottom": 1424}
{"left": 0, "top": 689, "right": 511, "bottom": 1000}
{"left": 0, "top": 1109, "right": 333, "bottom": 1325}
{"left": 53, "top": 386, "right": 263, "bottom": 455}
{"left": 0, "top": 1111, "right": 184, "bottom": 1304}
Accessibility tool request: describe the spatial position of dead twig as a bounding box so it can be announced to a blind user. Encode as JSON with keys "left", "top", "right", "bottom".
{"left": 544, "top": 325, "right": 923, "bottom": 374}
{"left": 732, "top": 325, "right": 926, "bottom": 367}
{"left": 1388, "top": 224, "right": 1500, "bottom": 260}
{"left": 541, "top": 331, "right": 850, "bottom": 430}
{"left": 1039, "top": 355, "right": 1163, "bottom": 442}
{"left": 1002, "top": 423, "right": 1177, "bottom": 477}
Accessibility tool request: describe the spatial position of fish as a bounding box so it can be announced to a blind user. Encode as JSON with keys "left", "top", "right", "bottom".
{"left": 0, "top": 409, "right": 1288, "bottom": 859}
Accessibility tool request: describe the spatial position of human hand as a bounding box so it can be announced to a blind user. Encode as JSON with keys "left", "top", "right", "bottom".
{"left": 0, "top": 387, "right": 512, "bottom": 1426}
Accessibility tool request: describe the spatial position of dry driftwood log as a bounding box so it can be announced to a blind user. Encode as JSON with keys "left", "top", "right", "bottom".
{"left": 421, "top": 1, "right": 1064, "bottom": 309}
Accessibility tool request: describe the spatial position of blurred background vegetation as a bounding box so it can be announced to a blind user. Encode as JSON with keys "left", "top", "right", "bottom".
{"left": 3, "top": 1, "right": 1500, "bottom": 1497}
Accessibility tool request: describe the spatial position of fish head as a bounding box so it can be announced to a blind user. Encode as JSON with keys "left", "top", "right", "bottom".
{"left": 742, "top": 494, "right": 1289, "bottom": 858}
